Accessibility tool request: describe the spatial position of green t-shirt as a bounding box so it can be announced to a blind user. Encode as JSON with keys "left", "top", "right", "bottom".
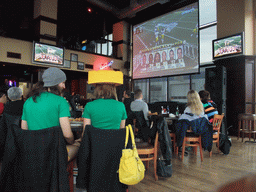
{"left": 82, "top": 99, "right": 127, "bottom": 129}
{"left": 22, "top": 92, "right": 70, "bottom": 130}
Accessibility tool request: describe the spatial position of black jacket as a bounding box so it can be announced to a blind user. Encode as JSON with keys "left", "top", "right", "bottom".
{"left": 0, "top": 113, "right": 21, "bottom": 161}
{"left": 76, "top": 125, "right": 128, "bottom": 192}
{"left": 0, "top": 125, "right": 70, "bottom": 192}
{"left": 151, "top": 116, "right": 172, "bottom": 165}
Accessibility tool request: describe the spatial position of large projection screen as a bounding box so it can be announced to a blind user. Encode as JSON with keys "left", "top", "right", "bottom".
{"left": 132, "top": 2, "right": 199, "bottom": 79}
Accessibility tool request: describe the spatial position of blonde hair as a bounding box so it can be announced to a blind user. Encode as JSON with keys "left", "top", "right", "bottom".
{"left": 187, "top": 90, "right": 204, "bottom": 116}
{"left": 93, "top": 84, "right": 117, "bottom": 100}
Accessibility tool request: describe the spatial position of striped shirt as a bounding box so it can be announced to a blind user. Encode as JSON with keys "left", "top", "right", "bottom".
{"left": 202, "top": 100, "right": 218, "bottom": 123}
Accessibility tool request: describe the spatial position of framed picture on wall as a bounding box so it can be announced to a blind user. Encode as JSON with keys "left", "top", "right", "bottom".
{"left": 63, "top": 60, "right": 71, "bottom": 68}
{"left": 70, "top": 53, "right": 78, "bottom": 62}
{"left": 77, "top": 62, "right": 84, "bottom": 70}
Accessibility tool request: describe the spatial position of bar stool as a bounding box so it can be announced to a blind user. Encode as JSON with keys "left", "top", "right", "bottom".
{"left": 238, "top": 113, "right": 256, "bottom": 142}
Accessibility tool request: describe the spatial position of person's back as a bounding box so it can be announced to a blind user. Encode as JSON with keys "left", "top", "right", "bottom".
{"left": 130, "top": 89, "right": 149, "bottom": 121}
{"left": 123, "top": 90, "right": 133, "bottom": 117}
{"left": 83, "top": 98, "right": 127, "bottom": 130}
{"left": 21, "top": 67, "right": 74, "bottom": 145}
{"left": 4, "top": 87, "right": 24, "bottom": 116}
{"left": 82, "top": 79, "right": 127, "bottom": 130}
{"left": 22, "top": 92, "right": 70, "bottom": 130}
{"left": 199, "top": 90, "right": 218, "bottom": 123}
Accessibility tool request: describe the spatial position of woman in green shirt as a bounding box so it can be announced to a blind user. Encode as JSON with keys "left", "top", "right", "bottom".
{"left": 82, "top": 83, "right": 127, "bottom": 130}
{"left": 21, "top": 67, "right": 74, "bottom": 145}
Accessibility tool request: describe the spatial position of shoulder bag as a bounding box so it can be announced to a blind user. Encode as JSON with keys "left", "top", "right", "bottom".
{"left": 118, "top": 124, "right": 145, "bottom": 185}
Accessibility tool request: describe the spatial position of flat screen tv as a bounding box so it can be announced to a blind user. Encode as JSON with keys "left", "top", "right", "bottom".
{"left": 32, "top": 42, "right": 64, "bottom": 66}
{"left": 132, "top": 2, "right": 199, "bottom": 79}
{"left": 212, "top": 32, "right": 244, "bottom": 60}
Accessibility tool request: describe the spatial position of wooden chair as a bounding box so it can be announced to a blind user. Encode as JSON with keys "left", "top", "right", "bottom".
{"left": 66, "top": 144, "right": 79, "bottom": 192}
{"left": 67, "top": 159, "right": 76, "bottom": 192}
{"left": 181, "top": 126, "right": 203, "bottom": 162}
{"left": 169, "top": 132, "right": 178, "bottom": 155}
{"left": 209, "top": 113, "right": 224, "bottom": 157}
{"left": 137, "top": 131, "right": 159, "bottom": 181}
{"left": 238, "top": 113, "right": 256, "bottom": 142}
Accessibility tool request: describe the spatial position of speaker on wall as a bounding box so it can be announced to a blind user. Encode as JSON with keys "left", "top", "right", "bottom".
{"left": 205, "top": 66, "right": 227, "bottom": 133}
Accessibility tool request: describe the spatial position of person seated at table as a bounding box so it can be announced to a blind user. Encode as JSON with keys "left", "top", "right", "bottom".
{"left": 21, "top": 67, "right": 75, "bottom": 146}
{"left": 176, "top": 90, "right": 212, "bottom": 153}
{"left": 182, "top": 90, "right": 205, "bottom": 118}
{"left": 130, "top": 89, "right": 151, "bottom": 142}
{"left": 4, "top": 87, "right": 24, "bottom": 116}
{"left": 199, "top": 90, "right": 218, "bottom": 124}
{"left": 82, "top": 83, "right": 127, "bottom": 130}
{"left": 122, "top": 89, "right": 134, "bottom": 117}
{"left": 77, "top": 70, "right": 128, "bottom": 192}
{"left": 130, "top": 89, "right": 149, "bottom": 121}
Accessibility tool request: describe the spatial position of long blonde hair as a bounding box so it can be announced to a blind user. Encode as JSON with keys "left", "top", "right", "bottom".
{"left": 187, "top": 90, "right": 204, "bottom": 116}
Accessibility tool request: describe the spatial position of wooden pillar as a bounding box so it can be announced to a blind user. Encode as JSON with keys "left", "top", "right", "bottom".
{"left": 33, "top": 0, "right": 58, "bottom": 45}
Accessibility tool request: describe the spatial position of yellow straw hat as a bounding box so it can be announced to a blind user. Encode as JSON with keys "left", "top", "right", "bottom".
{"left": 88, "top": 70, "right": 123, "bottom": 85}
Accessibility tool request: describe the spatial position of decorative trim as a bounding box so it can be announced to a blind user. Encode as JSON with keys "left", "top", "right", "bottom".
{"left": 34, "top": 15, "right": 58, "bottom": 25}
{"left": 7, "top": 52, "right": 21, "bottom": 59}
{"left": 85, "top": 64, "right": 93, "bottom": 69}
{"left": 39, "top": 34, "right": 57, "bottom": 41}
{"left": 112, "top": 40, "right": 130, "bottom": 46}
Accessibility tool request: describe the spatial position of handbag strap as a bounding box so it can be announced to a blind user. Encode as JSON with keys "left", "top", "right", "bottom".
{"left": 125, "top": 124, "right": 136, "bottom": 149}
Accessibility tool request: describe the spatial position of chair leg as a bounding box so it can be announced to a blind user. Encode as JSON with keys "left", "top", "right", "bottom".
{"left": 67, "top": 159, "right": 75, "bottom": 192}
{"left": 199, "top": 140, "right": 203, "bottom": 162}
{"left": 181, "top": 139, "right": 186, "bottom": 161}
{"left": 146, "top": 156, "right": 149, "bottom": 169}
{"left": 217, "top": 140, "right": 220, "bottom": 153}
{"left": 154, "top": 154, "right": 158, "bottom": 181}
{"left": 193, "top": 146, "right": 197, "bottom": 156}
{"left": 238, "top": 121, "right": 241, "bottom": 140}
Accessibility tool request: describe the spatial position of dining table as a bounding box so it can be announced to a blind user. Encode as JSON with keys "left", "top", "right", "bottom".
{"left": 70, "top": 120, "right": 83, "bottom": 139}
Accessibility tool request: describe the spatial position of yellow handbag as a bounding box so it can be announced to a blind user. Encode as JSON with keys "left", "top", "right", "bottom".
{"left": 118, "top": 124, "right": 145, "bottom": 185}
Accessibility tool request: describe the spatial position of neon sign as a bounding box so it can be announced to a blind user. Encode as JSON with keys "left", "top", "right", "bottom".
{"left": 100, "top": 60, "right": 114, "bottom": 70}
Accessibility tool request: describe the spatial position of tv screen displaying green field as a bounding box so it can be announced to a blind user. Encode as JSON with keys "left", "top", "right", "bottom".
{"left": 213, "top": 33, "right": 243, "bottom": 59}
{"left": 33, "top": 42, "right": 64, "bottom": 66}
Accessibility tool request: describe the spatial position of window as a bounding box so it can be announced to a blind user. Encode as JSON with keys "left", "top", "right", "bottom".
{"left": 95, "top": 34, "right": 113, "bottom": 56}
{"left": 200, "top": 25, "right": 217, "bottom": 64}
{"left": 199, "top": 0, "right": 217, "bottom": 27}
{"left": 149, "top": 78, "right": 167, "bottom": 103}
{"left": 134, "top": 79, "right": 149, "bottom": 103}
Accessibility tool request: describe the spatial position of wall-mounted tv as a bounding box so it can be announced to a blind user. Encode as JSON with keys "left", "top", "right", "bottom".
{"left": 212, "top": 32, "right": 244, "bottom": 60}
{"left": 132, "top": 2, "right": 199, "bottom": 79}
{"left": 32, "top": 42, "right": 64, "bottom": 66}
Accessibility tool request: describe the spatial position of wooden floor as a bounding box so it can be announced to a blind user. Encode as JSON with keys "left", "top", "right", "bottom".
{"left": 127, "top": 136, "right": 256, "bottom": 192}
